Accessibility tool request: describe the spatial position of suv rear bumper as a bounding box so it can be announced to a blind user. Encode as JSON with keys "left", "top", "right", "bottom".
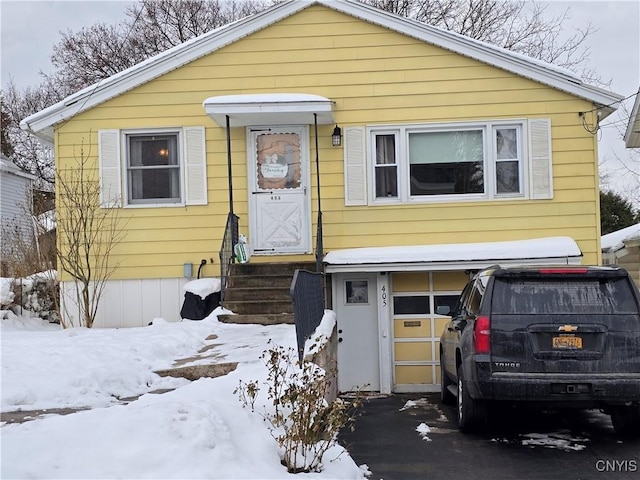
{"left": 473, "top": 372, "right": 640, "bottom": 406}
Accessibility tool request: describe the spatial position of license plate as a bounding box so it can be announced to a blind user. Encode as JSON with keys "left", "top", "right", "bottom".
{"left": 552, "top": 335, "right": 583, "bottom": 349}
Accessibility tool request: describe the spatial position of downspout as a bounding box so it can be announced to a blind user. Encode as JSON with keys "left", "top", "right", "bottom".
{"left": 314, "top": 113, "right": 323, "bottom": 274}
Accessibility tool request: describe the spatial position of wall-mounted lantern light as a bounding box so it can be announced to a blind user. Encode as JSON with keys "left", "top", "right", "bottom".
{"left": 332, "top": 125, "right": 342, "bottom": 147}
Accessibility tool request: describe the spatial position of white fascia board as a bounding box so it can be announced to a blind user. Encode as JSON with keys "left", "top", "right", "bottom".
{"left": 322, "top": 0, "right": 623, "bottom": 114}
{"left": 325, "top": 256, "right": 582, "bottom": 274}
{"left": 20, "top": 0, "right": 314, "bottom": 139}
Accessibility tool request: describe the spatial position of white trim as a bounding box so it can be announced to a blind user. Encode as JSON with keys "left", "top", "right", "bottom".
{"left": 21, "top": 0, "right": 622, "bottom": 142}
{"left": 377, "top": 273, "right": 393, "bottom": 394}
{"left": 368, "top": 119, "right": 531, "bottom": 204}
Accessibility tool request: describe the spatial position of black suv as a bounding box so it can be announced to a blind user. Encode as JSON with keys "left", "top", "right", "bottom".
{"left": 439, "top": 265, "right": 640, "bottom": 437}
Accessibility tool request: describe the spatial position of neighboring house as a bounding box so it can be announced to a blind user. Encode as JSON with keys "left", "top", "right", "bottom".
{"left": 624, "top": 87, "right": 640, "bottom": 148}
{"left": 22, "top": 0, "right": 623, "bottom": 392}
{"left": 0, "top": 154, "right": 36, "bottom": 275}
{"left": 601, "top": 223, "right": 640, "bottom": 287}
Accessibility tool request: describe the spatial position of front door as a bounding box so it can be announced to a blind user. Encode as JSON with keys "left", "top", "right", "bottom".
{"left": 248, "top": 126, "right": 311, "bottom": 254}
{"left": 336, "top": 274, "right": 381, "bottom": 392}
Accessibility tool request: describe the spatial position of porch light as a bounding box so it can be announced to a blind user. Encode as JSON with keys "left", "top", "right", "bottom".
{"left": 332, "top": 124, "right": 342, "bottom": 147}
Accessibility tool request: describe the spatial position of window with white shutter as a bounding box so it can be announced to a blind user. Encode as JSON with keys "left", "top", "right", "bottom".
{"left": 98, "top": 127, "right": 207, "bottom": 208}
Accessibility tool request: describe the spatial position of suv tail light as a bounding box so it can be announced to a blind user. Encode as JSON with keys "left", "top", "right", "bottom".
{"left": 474, "top": 315, "right": 491, "bottom": 353}
{"left": 538, "top": 268, "right": 588, "bottom": 274}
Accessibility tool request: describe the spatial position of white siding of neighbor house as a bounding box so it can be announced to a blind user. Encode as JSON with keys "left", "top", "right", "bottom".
{"left": 1, "top": 164, "right": 35, "bottom": 257}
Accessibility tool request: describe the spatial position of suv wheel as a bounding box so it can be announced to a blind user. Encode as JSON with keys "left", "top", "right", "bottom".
{"left": 440, "top": 359, "right": 455, "bottom": 405}
{"left": 457, "top": 365, "right": 486, "bottom": 433}
{"left": 610, "top": 405, "right": 640, "bottom": 438}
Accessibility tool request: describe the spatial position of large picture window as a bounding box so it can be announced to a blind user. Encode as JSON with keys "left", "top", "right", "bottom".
{"left": 126, "top": 133, "right": 181, "bottom": 204}
{"left": 369, "top": 121, "right": 528, "bottom": 203}
{"left": 408, "top": 130, "right": 484, "bottom": 196}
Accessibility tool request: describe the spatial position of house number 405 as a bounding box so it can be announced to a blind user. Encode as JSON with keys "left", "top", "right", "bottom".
{"left": 381, "top": 285, "right": 387, "bottom": 307}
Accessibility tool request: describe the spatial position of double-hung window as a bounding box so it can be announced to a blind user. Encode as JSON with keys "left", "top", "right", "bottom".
{"left": 366, "top": 120, "right": 535, "bottom": 204}
{"left": 98, "top": 126, "right": 207, "bottom": 208}
{"left": 126, "top": 132, "right": 181, "bottom": 204}
{"left": 374, "top": 132, "right": 399, "bottom": 199}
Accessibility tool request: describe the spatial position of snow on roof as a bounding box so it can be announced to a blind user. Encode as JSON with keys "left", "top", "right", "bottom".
{"left": 601, "top": 223, "right": 640, "bottom": 252}
{"left": 324, "top": 236, "right": 582, "bottom": 268}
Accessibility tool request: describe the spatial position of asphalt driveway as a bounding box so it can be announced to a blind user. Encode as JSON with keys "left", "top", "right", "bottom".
{"left": 339, "top": 393, "right": 640, "bottom": 480}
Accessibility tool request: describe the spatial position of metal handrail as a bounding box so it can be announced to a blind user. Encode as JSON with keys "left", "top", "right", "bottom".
{"left": 219, "top": 212, "right": 239, "bottom": 304}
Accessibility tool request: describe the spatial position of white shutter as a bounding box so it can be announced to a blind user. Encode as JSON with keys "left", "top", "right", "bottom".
{"left": 528, "top": 118, "right": 553, "bottom": 200}
{"left": 344, "top": 126, "right": 367, "bottom": 206}
{"left": 98, "top": 129, "right": 121, "bottom": 208}
{"left": 184, "top": 126, "right": 207, "bottom": 205}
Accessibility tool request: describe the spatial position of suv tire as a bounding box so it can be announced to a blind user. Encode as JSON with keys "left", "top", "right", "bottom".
{"left": 440, "top": 358, "right": 455, "bottom": 405}
{"left": 610, "top": 405, "right": 640, "bottom": 439}
{"left": 457, "top": 365, "right": 486, "bottom": 433}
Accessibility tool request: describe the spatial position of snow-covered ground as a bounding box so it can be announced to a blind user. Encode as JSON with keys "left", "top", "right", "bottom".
{"left": 0, "top": 310, "right": 367, "bottom": 479}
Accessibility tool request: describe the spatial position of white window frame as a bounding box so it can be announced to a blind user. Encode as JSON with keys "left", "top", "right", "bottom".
{"left": 368, "top": 120, "right": 528, "bottom": 205}
{"left": 122, "top": 128, "right": 185, "bottom": 208}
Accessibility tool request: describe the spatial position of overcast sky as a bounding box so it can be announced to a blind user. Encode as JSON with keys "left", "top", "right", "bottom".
{"left": 1, "top": 0, "right": 638, "bottom": 197}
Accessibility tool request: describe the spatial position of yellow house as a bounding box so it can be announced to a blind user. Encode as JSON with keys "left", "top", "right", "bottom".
{"left": 23, "top": 0, "right": 623, "bottom": 393}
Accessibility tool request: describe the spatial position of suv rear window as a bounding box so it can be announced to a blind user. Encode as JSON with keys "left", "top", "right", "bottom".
{"left": 491, "top": 277, "right": 639, "bottom": 315}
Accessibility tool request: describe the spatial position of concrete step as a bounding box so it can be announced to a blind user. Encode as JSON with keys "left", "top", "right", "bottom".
{"left": 218, "top": 313, "right": 295, "bottom": 325}
{"left": 229, "top": 261, "right": 317, "bottom": 276}
{"left": 223, "top": 286, "right": 291, "bottom": 301}
{"left": 223, "top": 299, "right": 293, "bottom": 314}
{"left": 155, "top": 362, "right": 238, "bottom": 381}
{"left": 226, "top": 274, "right": 293, "bottom": 289}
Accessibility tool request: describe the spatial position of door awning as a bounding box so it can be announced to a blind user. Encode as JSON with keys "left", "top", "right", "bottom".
{"left": 203, "top": 93, "right": 335, "bottom": 127}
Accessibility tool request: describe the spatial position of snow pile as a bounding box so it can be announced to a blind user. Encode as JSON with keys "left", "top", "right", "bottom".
{"left": 183, "top": 277, "right": 222, "bottom": 299}
{"left": 1, "top": 272, "right": 58, "bottom": 322}
{"left": 1, "top": 312, "right": 366, "bottom": 479}
{"left": 416, "top": 423, "right": 432, "bottom": 442}
{"left": 520, "top": 432, "right": 589, "bottom": 451}
{"left": 324, "top": 237, "right": 582, "bottom": 265}
{"left": 304, "top": 310, "right": 337, "bottom": 357}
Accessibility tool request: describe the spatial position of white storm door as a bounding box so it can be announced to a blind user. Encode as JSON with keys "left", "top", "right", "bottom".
{"left": 248, "top": 127, "right": 311, "bottom": 254}
{"left": 336, "top": 274, "right": 381, "bottom": 392}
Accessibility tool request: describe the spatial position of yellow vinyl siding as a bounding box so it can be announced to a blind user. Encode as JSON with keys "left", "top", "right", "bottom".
{"left": 55, "top": 4, "right": 601, "bottom": 280}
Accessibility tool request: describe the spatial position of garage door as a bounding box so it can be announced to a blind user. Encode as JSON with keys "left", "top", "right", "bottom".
{"left": 391, "top": 271, "right": 468, "bottom": 392}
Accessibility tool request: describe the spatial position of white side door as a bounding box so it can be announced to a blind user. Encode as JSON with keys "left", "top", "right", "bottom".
{"left": 248, "top": 126, "right": 311, "bottom": 254}
{"left": 336, "top": 274, "right": 380, "bottom": 392}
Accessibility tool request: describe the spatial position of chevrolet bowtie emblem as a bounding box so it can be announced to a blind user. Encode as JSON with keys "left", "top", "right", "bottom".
{"left": 558, "top": 325, "right": 578, "bottom": 332}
